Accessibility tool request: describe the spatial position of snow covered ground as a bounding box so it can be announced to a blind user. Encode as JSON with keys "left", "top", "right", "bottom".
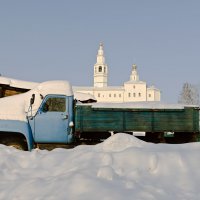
{"left": 0, "top": 133, "right": 200, "bottom": 200}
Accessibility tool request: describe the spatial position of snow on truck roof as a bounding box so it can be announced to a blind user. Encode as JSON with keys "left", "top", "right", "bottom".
{"left": 0, "top": 76, "right": 96, "bottom": 102}
{"left": 0, "top": 76, "right": 73, "bottom": 95}
{"left": 0, "top": 81, "right": 73, "bottom": 121}
{"left": 34, "top": 80, "right": 73, "bottom": 96}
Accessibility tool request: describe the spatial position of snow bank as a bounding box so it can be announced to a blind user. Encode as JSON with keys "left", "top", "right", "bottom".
{"left": 0, "top": 133, "right": 200, "bottom": 200}
{"left": 0, "top": 81, "right": 73, "bottom": 121}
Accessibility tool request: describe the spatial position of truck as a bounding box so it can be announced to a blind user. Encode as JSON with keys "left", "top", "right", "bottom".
{"left": 0, "top": 80, "right": 199, "bottom": 151}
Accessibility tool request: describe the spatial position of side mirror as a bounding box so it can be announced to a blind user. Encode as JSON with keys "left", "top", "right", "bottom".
{"left": 30, "top": 94, "right": 35, "bottom": 105}
{"left": 40, "top": 94, "right": 44, "bottom": 99}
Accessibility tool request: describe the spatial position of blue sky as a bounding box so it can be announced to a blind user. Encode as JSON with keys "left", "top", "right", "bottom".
{"left": 0, "top": 0, "right": 200, "bottom": 103}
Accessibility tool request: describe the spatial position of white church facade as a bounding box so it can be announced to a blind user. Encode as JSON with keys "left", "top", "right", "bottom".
{"left": 73, "top": 43, "right": 161, "bottom": 103}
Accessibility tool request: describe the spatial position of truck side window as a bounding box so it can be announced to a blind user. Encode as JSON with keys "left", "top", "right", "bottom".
{"left": 42, "top": 97, "right": 66, "bottom": 112}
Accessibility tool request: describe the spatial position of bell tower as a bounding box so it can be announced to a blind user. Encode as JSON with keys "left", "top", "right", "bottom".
{"left": 130, "top": 64, "right": 139, "bottom": 81}
{"left": 94, "top": 43, "right": 108, "bottom": 87}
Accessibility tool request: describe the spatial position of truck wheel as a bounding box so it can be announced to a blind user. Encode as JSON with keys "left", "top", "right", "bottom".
{"left": 4, "top": 139, "right": 27, "bottom": 151}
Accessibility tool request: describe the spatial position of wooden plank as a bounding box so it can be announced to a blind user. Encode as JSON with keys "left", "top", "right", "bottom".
{"left": 75, "top": 105, "right": 123, "bottom": 132}
{"left": 124, "top": 111, "right": 152, "bottom": 132}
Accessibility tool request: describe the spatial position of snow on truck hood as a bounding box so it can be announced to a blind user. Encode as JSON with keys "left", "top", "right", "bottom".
{"left": 0, "top": 81, "right": 73, "bottom": 122}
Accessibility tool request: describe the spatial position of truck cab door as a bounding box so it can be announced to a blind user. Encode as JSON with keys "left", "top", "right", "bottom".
{"left": 33, "top": 95, "right": 69, "bottom": 143}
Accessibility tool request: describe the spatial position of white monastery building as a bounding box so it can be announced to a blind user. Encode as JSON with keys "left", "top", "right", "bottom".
{"left": 73, "top": 43, "right": 161, "bottom": 103}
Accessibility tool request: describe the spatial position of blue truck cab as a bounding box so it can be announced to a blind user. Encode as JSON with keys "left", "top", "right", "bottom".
{"left": 0, "top": 81, "right": 75, "bottom": 151}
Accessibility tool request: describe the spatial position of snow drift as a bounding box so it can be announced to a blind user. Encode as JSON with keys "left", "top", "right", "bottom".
{"left": 0, "top": 133, "right": 200, "bottom": 200}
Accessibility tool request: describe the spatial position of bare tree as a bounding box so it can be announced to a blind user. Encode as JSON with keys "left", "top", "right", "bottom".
{"left": 178, "top": 82, "right": 199, "bottom": 105}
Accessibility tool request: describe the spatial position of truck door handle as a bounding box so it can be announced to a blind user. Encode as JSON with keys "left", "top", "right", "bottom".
{"left": 62, "top": 115, "right": 68, "bottom": 120}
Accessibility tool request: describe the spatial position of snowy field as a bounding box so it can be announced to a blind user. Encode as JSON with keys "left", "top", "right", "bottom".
{"left": 0, "top": 133, "right": 200, "bottom": 200}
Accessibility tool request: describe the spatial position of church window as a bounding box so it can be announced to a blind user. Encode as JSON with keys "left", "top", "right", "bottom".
{"left": 133, "top": 93, "right": 136, "bottom": 97}
{"left": 109, "top": 94, "right": 111, "bottom": 97}
{"left": 119, "top": 94, "right": 121, "bottom": 98}
{"left": 128, "top": 93, "right": 131, "bottom": 97}
{"left": 133, "top": 85, "right": 135, "bottom": 89}
{"left": 98, "top": 93, "right": 100, "bottom": 97}
{"left": 149, "top": 94, "right": 151, "bottom": 98}
{"left": 114, "top": 94, "right": 116, "bottom": 98}
{"left": 99, "top": 66, "right": 102, "bottom": 72}
{"left": 138, "top": 93, "right": 141, "bottom": 97}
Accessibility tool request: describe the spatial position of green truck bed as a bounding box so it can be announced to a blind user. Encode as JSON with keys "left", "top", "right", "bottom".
{"left": 75, "top": 103, "right": 200, "bottom": 142}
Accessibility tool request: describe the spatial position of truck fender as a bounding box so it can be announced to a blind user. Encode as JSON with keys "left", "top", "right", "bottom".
{"left": 0, "top": 120, "right": 34, "bottom": 151}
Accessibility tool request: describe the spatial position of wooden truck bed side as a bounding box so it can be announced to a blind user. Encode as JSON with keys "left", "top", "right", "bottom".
{"left": 75, "top": 104, "right": 199, "bottom": 138}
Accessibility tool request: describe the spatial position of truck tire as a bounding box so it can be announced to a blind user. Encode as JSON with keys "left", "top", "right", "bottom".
{"left": 4, "top": 138, "right": 28, "bottom": 151}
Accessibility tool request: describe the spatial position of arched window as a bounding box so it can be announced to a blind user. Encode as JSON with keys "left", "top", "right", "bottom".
{"left": 99, "top": 66, "right": 102, "bottom": 72}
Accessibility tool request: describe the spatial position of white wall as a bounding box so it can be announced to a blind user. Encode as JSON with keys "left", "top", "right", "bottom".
{"left": 147, "top": 88, "right": 161, "bottom": 101}
{"left": 124, "top": 82, "right": 147, "bottom": 102}
{"left": 93, "top": 90, "right": 124, "bottom": 102}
